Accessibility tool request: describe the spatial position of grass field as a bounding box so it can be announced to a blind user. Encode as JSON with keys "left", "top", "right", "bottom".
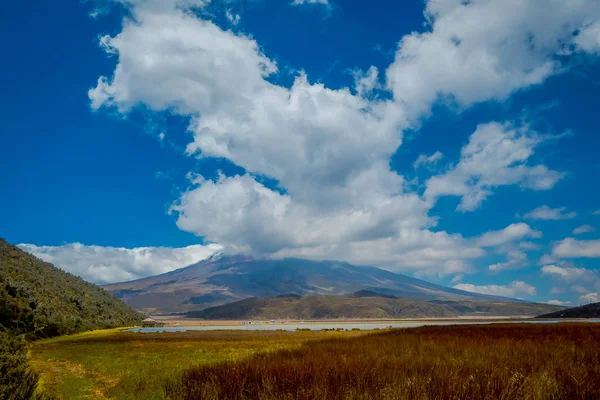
{"left": 167, "top": 323, "right": 600, "bottom": 400}
{"left": 30, "top": 323, "right": 600, "bottom": 400}
{"left": 29, "top": 328, "right": 363, "bottom": 399}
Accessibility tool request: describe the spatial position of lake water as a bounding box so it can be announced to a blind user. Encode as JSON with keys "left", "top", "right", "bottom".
{"left": 125, "top": 319, "right": 600, "bottom": 333}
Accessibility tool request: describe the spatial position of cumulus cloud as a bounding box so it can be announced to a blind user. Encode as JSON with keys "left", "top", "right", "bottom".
{"left": 580, "top": 292, "right": 600, "bottom": 303}
{"left": 594, "top": 210, "right": 600, "bottom": 216}
{"left": 454, "top": 281, "right": 536, "bottom": 298}
{"left": 476, "top": 223, "right": 540, "bottom": 247}
{"left": 553, "top": 239, "right": 600, "bottom": 258}
{"left": 414, "top": 151, "right": 443, "bottom": 169}
{"left": 541, "top": 265, "right": 596, "bottom": 282}
{"left": 488, "top": 249, "right": 529, "bottom": 272}
{"left": 17, "top": 243, "right": 222, "bottom": 284}
{"left": 425, "top": 123, "right": 564, "bottom": 211}
{"left": 386, "top": 0, "right": 600, "bottom": 115}
{"left": 87, "top": 0, "right": 600, "bottom": 277}
{"left": 524, "top": 205, "right": 577, "bottom": 220}
{"left": 573, "top": 225, "right": 596, "bottom": 235}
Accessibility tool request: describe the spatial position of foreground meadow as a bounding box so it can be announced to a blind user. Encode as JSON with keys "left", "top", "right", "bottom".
{"left": 167, "top": 323, "right": 600, "bottom": 400}
{"left": 30, "top": 329, "right": 363, "bottom": 399}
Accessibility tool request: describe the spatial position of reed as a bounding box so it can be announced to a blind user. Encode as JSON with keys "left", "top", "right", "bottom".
{"left": 166, "top": 323, "right": 600, "bottom": 400}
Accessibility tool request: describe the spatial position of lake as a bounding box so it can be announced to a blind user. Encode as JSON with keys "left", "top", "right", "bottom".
{"left": 124, "top": 319, "right": 600, "bottom": 333}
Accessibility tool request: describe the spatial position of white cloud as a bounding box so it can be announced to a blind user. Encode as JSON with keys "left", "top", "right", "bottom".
{"left": 488, "top": 250, "right": 528, "bottom": 272}
{"left": 453, "top": 281, "right": 536, "bottom": 298}
{"left": 550, "top": 287, "right": 565, "bottom": 295}
{"left": 594, "top": 210, "right": 600, "bottom": 216}
{"left": 225, "top": 9, "right": 240, "bottom": 26}
{"left": 553, "top": 239, "right": 600, "bottom": 258}
{"left": 572, "top": 285, "right": 589, "bottom": 294}
{"left": 541, "top": 265, "right": 595, "bottom": 282}
{"left": 414, "top": 151, "right": 443, "bottom": 169}
{"left": 425, "top": 123, "right": 564, "bottom": 211}
{"left": 172, "top": 173, "right": 482, "bottom": 274}
{"left": 476, "top": 223, "right": 540, "bottom": 247}
{"left": 580, "top": 292, "right": 600, "bottom": 303}
{"left": 386, "top": 0, "right": 600, "bottom": 114}
{"left": 520, "top": 241, "right": 541, "bottom": 251}
{"left": 539, "top": 254, "right": 557, "bottom": 265}
{"left": 291, "top": 0, "right": 329, "bottom": 5}
{"left": 524, "top": 205, "right": 577, "bottom": 220}
{"left": 574, "top": 21, "right": 600, "bottom": 54}
{"left": 573, "top": 225, "right": 596, "bottom": 235}
{"left": 351, "top": 66, "right": 381, "bottom": 98}
{"left": 88, "top": 0, "right": 600, "bottom": 275}
{"left": 547, "top": 300, "right": 570, "bottom": 306}
{"left": 171, "top": 171, "right": 434, "bottom": 256}
{"left": 17, "top": 243, "right": 222, "bottom": 284}
{"left": 488, "top": 262, "right": 515, "bottom": 272}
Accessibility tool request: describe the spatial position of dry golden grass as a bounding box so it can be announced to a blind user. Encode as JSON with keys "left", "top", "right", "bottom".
{"left": 30, "top": 328, "right": 364, "bottom": 399}
{"left": 166, "top": 323, "right": 600, "bottom": 400}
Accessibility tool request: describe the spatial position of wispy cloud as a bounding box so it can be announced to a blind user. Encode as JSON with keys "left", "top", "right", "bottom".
{"left": 454, "top": 281, "right": 536, "bottom": 298}
{"left": 524, "top": 205, "right": 577, "bottom": 220}
{"left": 547, "top": 300, "right": 570, "bottom": 306}
{"left": 573, "top": 225, "right": 595, "bottom": 235}
{"left": 414, "top": 151, "right": 443, "bottom": 169}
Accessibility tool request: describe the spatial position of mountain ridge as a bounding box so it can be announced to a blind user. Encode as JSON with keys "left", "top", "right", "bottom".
{"left": 104, "top": 255, "right": 533, "bottom": 313}
{"left": 188, "top": 290, "right": 563, "bottom": 320}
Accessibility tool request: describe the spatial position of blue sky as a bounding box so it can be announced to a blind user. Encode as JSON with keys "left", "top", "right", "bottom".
{"left": 2, "top": 0, "right": 600, "bottom": 305}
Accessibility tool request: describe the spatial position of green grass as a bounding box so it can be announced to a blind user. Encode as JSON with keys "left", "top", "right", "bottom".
{"left": 30, "top": 328, "right": 364, "bottom": 399}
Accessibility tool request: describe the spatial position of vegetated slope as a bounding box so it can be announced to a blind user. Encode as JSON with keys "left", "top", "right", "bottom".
{"left": 0, "top": 331, "right": 40, "bottom": 400}
{"left": 0, "top": 238, "right": 141, "bottom": 340}
{"left": 537, "top": 302, "right": 600, "bottom": 318}
{"left": 166, "top": 323, "right": 600, "bottom": 400}
{"left": 187, "top": 291, "right": 563, "bottom": 320}
{"left": 104, "top": 255, "right": 529, "bottom": 313}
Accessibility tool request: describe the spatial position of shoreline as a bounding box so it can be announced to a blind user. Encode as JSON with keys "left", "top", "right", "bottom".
{"left": 150, "top": 315, "right": 535, "bottom": 327}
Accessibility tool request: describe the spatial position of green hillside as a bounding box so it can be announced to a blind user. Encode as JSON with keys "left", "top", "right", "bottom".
{"left": 0, "top": 238, "right": 141, "bottom": 340}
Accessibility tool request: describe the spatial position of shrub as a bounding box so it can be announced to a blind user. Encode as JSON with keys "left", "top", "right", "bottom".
{"left": 0, "top": 331, "right": 38, "bottom": 400}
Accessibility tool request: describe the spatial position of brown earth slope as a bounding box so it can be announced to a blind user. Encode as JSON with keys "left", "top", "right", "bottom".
{"left": 188, "top": 291, "right": 564, "bottom": 320}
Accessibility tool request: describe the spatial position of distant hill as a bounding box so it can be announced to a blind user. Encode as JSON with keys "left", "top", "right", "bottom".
{"left": 187, "top": 291, "right": 564, "bottom": 320}
{"left": 104, "top": 255, "right": 530, "bottom": 313}
{"left": 0, "top": 239, "right": 141, "bottom": 339}
{"left": 537, "top": 302, "right": 600, "bottom": 319}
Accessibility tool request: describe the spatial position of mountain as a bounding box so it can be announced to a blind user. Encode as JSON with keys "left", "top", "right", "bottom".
{"left": 104, "top": 254, "right": 534, "bottom": 314}
{"left": 536, "top": 302, "right": 600, "bottom": 319}
{"left": 0, "top": 238, "right": 141, "bottom": 339}
{"left": 188, "top": 291, "right": 564, "bottom": 320}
